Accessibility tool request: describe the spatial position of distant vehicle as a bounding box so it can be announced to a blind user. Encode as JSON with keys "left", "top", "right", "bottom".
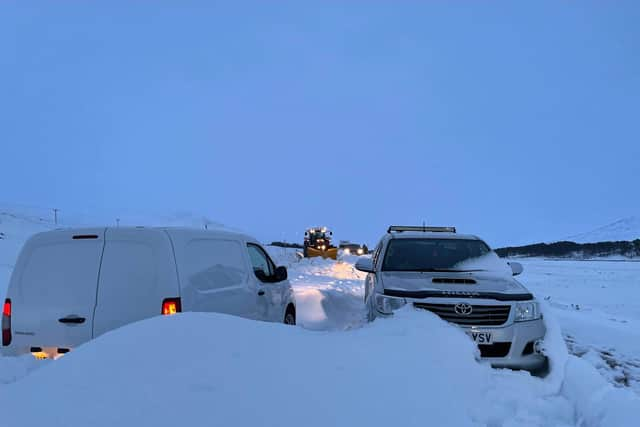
{"left": 338, "top": 241, "right": 368, "bottom": 256}
{"left": 2, "top": 227, "right": 296, "bottom": 359}
{"left": 355, "top": 225, "right": 547, "bottom": 372}
{"left": 303, "top": 227, "right": 338, "bottom": 259}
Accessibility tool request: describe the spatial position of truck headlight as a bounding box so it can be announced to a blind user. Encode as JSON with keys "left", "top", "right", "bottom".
{"left": 375, "top": 294, "right": 406, "bottom": 315}
{"left": 357, "top": 248, "right": 364, "bottom": 255}
{"left": 343, "top": 248, "right": 351, "bottom": 255}
{"left": 514, "top": 301, "right": 541, "bottom": 322}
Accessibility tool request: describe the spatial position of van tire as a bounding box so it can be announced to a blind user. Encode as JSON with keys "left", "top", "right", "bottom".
{"left": 284, "top": 305, "right": 296, "bottom": 326}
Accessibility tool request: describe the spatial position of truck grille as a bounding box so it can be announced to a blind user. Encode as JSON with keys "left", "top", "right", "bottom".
{"left": 414, "top": 303, "right": 511, "bottom": 326}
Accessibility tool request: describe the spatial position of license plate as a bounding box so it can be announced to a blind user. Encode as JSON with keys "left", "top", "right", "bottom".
{"left": 468, "top": 331, "right": 493, "bottom": 345}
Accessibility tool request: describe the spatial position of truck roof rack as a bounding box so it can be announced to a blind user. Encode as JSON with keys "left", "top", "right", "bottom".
{"left": 387, "top": 225, "right": 456, "bottom": 234}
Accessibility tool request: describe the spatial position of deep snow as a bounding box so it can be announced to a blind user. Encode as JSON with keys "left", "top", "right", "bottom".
{"left": 1, "top": 303, "right": 638, "bottom": 427}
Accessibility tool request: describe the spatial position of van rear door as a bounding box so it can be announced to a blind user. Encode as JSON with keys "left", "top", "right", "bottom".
{"left": 92, "top": 228, "right": 180, "bottom": 338}
{"left": 5, "top": 229, "right": 105, "bottom": 355}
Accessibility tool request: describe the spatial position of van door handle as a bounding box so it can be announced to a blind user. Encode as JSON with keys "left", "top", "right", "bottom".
{"left": 257, "top": 290, "right": 265, "bottom": 296}
{"left": 58, "top": 316, "right": 86, "bottom": 324}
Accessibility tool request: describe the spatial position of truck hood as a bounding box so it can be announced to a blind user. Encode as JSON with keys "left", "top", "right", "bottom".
{"left": 380, "top": 271, "right": 532, "bottom": 301}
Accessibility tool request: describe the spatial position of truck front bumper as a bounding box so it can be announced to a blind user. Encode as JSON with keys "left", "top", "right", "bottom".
{"left": 461, "top": 318, "right": 547, "bottom": 372}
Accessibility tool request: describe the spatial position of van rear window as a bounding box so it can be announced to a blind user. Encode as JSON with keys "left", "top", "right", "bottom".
{"left": 20, "top": 242, "right": 103, "bottom": 306}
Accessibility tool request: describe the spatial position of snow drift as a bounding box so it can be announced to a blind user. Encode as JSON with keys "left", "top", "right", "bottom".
{"left": 1, "top": 305, "right": 637, "bottom": 427}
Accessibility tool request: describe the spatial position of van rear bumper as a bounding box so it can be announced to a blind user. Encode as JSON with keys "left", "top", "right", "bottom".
{"left": 2, "top": 343, "right": 72, "bottom": 359}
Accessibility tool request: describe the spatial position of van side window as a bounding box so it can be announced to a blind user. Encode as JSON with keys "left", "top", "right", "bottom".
{"left": 247, "top": 244, "right": 275, "bottom": 279}
{"left": 185, "top": 239, "right": 246, "bottom": 291}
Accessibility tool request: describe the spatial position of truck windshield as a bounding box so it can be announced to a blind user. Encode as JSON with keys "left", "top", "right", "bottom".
{"left": 382, "top": 238, "right": 492, "bottom": 272}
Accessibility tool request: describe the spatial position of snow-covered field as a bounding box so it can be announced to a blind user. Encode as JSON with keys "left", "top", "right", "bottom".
{"left": 518, "top": 259, "right": 640, "bottom": 394}
{"left": 1, "top": 214, "right": 640, "bottom": 426}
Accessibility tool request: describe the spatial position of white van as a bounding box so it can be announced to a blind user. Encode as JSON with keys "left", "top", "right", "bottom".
{"left": 1, "top": 227, "right": 296, "bottom": 359}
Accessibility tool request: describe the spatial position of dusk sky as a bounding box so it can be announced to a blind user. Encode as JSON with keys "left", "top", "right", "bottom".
{"left": 1, "top": 1, "right": 638, "bottom": 248}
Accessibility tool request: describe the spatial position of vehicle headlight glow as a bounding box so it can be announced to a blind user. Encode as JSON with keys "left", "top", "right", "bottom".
{"left": 321, "top": 245, "right": 326, "bottom": 250}
{"left": 343, "top": 248, "right": 351, "bottom": 255}
{"left": 514, "top": 301, "right": 541, "bottom": 322}
{"left": 357, "top": 248, "right": 364, "bottom": 255}
{"left": 375, "top": 294, "right": 407, "bottom": 315}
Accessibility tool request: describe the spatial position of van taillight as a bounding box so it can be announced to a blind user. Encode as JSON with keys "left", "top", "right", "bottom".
{"left": 2, "top": 299, "right": 11, "bottom": 346}
{"left": 162, "top": 298, "right": 181, "bottom": 316}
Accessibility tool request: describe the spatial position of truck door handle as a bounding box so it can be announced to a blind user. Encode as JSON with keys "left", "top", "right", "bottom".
{"left": 258, "top": 290, "right": 265, "bottom": 296}
{"left": 58, "top": 316, "right": 86, "bottom": 324}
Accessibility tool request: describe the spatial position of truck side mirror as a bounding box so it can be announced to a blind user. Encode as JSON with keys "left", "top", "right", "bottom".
{"left": 508, "top": 262, "right": 523, "bottom": 276}
{"left": 355, "top": 258, "right": 375, "bottom": 273}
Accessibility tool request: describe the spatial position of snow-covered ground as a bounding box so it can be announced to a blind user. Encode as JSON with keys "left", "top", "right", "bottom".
{"left": 1, "top": 213, "right": 640, "bottom": 426}
{"left": 518, "top": 259, "right": 640, "bottom": 394}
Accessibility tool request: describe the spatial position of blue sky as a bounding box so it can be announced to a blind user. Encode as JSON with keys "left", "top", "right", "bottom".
{"left": 1, "top": 1, "right": 638, "bottom": 247}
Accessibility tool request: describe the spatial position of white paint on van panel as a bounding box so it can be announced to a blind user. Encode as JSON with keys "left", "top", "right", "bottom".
{"left": 92, "top": 229, "right": 180, "bottom": 338}
{"left": 5, "top": 230, "right": 104, "bottom": 354}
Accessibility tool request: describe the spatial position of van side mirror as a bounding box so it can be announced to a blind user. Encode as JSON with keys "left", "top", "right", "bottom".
{"left": 508, "top": 262, "right": 523, "bottom": 276}
{"left": 255, "top": 269, "right": 269, "bottom": 282}
{"left": 274, "top": 266, "right": 288, "bottom": 282}
{"left": 355, "top": 258, "right": 375, "bottom": 273}
{"left": 255, "top": 266, "right": 288, "bottom": 283}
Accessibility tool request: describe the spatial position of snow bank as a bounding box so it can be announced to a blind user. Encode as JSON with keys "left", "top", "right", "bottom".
{"left": 0, "top": 355, "right": 44, "bottom": 385}
{"left": 0, "top": 311, "right": 478, "bottom": 427}
{"left": 0, "top": 307, "right": 625, "bottom": 427}
{"left": 1, "top": 294, "right": 638, "bottom": 426}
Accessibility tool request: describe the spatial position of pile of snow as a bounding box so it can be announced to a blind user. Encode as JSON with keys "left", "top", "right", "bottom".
{"left": 1, "top": 307, "right": 637, "bottom": 427}
{"left": 566, "top": 216, "right": 640, "bottom": 243}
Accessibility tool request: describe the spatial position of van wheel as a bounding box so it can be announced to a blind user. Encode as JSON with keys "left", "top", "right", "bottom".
{"left": 284, "top": 305, "right": 296, "bottom": 326}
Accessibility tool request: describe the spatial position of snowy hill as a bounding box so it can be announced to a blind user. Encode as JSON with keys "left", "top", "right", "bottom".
{"left": 566, "top": 217, "right": 640, "bottom": 243}
{"left": 497, "top": 217, "right": 640, "bottom": 259}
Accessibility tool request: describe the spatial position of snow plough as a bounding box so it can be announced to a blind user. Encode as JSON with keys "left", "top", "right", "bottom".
{"left": 303, "top": 227, "right": 338, "bottom": 260}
